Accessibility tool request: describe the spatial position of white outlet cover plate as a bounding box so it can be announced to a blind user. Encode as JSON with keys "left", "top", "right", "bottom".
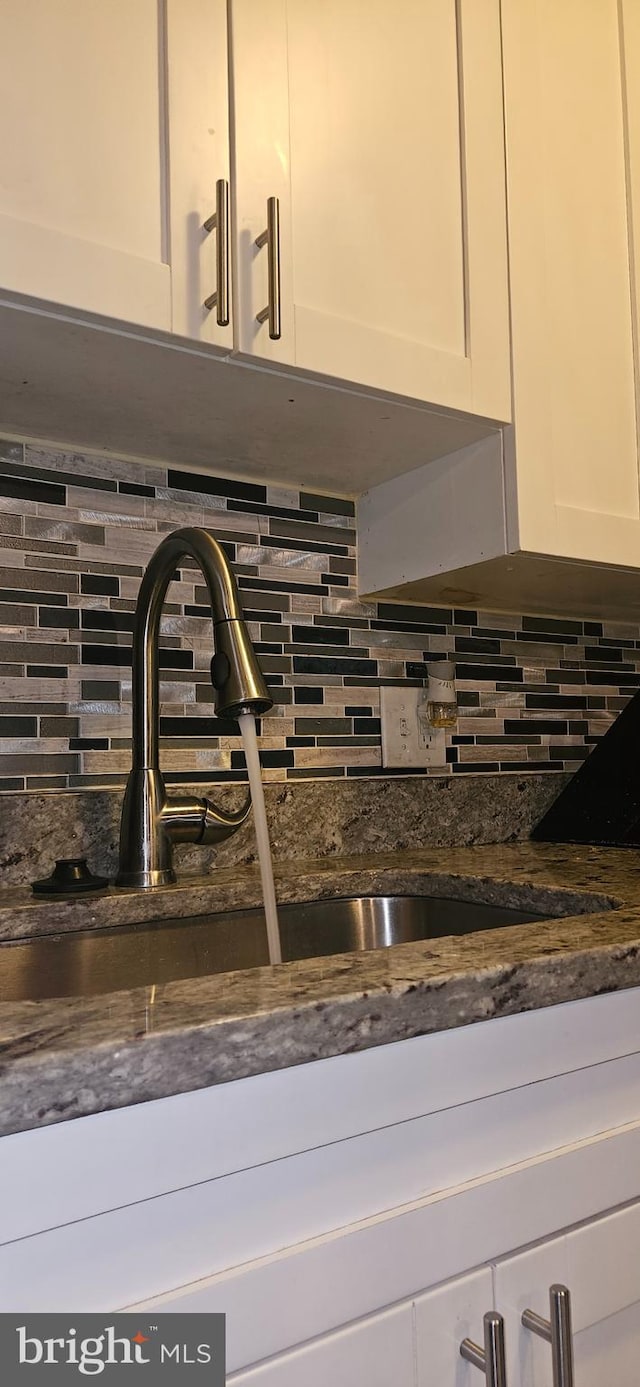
{"left": 380, "top": 686, "right": 447, "bottom": 768}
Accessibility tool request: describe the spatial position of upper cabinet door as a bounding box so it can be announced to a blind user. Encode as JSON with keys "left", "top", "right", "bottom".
{"left": 0, "top": 0, "right": 232, "bottom": 347}
{"left": 166, "top": 0, "right": 233, "bottom": 349}
{"left": 0, "top": 0, "right": 171, "bottom": 329}
{"left": 503, "top": 0, "right": 640, "bottom": 568}
{"left": 230, "top": 0, "right": 511, "bottom": 421}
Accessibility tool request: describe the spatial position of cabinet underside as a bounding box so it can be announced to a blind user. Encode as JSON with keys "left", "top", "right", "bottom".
{"left": 361, "top": 550, "right": 640, "bottom": 622}
{"left": 0, "top": 299, "right": 497, "bottom": 496}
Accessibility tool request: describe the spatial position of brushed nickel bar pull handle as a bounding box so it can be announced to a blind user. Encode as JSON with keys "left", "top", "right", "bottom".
{"left": 203, "top": 178, "right": 230, "bottom": 325}
{"left": 522, "top": 1284, "right": 574, "bottom": 1387}
{"left": 461, "top": 1312, "right": 507, "bottom": 1387}
{"left": 255, "top": 196, "right": 281, "bottom": 339}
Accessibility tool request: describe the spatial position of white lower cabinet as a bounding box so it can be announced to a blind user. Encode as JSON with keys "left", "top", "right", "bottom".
{"left": 228, "top": 1200, "right": 640, "bottom": 1385}
{"left": 496, "top": 1201, "right": 640, "bottom": 1387}
{"left": 228, "top": 1267, "right": 493, "bottom": 1386}
{"left": 414, "top": 1269, "right": 494, "bottom": 1387}
{"left": 224, "top": 1201, "right": 640, "bottom": 1384}
{"left": 6, "top": 992, "right": 640, "bottom": 1383}
{"left": 229, "top": 1302, "right": 414, "bottom": 1386}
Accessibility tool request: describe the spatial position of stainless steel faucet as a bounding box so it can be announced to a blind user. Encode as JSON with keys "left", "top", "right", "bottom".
{"left": 116, "top": 527, "right": 273, "bottom": 889}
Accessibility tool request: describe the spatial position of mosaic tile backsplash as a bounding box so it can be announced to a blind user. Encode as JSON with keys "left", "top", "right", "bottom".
{"left": 0, "top": 434, "right": 637, "bottom": 792}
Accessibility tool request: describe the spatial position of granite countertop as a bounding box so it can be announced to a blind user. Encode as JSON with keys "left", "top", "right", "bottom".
{"left": 1, "top": 841, "right": 640, "bottom": 1137}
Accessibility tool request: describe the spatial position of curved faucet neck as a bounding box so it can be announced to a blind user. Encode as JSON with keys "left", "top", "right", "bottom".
{"left": 131, "top": 527, "right": 244, "bottom": 770}
{"left": 117, "top": 527, "right": 271, "bottom": 889}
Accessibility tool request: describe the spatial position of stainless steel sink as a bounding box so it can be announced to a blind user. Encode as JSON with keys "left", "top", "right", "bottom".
{"left": 0, "top": 894, "right": 558, "bottom": 1002}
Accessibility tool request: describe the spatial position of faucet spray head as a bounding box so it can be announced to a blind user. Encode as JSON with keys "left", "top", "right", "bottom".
{"left": 211, "top": 618, "right": 273, "bottom": 718}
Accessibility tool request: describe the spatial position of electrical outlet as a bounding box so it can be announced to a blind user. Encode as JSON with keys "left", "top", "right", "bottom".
{"left": 380, "top": 686, "right": 447, "bottom": 768}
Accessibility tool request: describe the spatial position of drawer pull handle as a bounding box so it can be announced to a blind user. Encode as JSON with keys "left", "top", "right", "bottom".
{"left": 255, "top": 196, "right": 281, "bottom": 339}
{"left": 203, "top": 178, "right": 230, "bottom": 325}
{"left": 522, "top": 1284, "right": 574, "bottom": 1387}
{"left": 461, "top": 1311, "right": 507, "bottom": 1386}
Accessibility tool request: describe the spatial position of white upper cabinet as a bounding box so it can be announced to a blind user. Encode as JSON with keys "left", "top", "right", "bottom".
{"left": 0, "top": 0, "right": 232, "bottom": 348}
{"left": 359, "top": 0, "right": 640, "bottom": 619}
{"left": 229, "top": 0, "right": 512, "bottom": 421}
{"left": 166, "top": 0, "right": 233, "bottom": 350}
{"left": 502, "top": 0, "right": 640, "bottom": 570}
{"left": 6, "top": 0, "right": 640, "bottom": 542}
{"left": 1, "top": 0, "right": 509, "bottom": 417}
{"left": 0, "top": 0, "right": 171, "bottom": 329}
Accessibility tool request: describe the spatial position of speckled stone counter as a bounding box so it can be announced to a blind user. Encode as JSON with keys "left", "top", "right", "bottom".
{"left": 2, "top": 840, "right": 640, "bottom": 1138}
{"left": 0, "top": 772, "right": 567, "bottom": 885}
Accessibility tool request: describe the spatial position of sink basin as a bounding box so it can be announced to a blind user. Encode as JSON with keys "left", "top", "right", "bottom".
{"left": 0, "top": 894, "right": 561, "bottom": 1002}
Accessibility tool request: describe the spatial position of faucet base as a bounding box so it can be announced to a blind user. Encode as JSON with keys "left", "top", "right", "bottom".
{"left": 114, "top": 766, "right": 253, "bottom": 890}
{"left": 114, "top": 867, "right": 177, "bottom": 890}
{"left": 115, "top": 768, "right": 176, "bottom": 891}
